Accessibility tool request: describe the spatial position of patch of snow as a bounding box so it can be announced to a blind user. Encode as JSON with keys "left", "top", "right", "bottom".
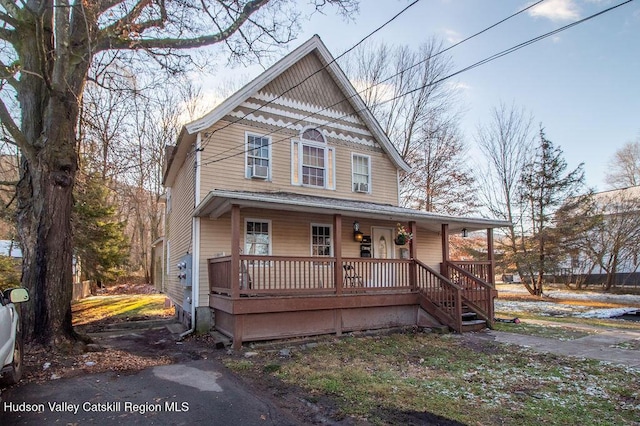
{"left": 496, "top": 299, "right": 639, "bottom": 319}
{"left": 545, "top": 291, "right": 640, "bottom": 305}
{"left": 576, "top": 308, "right": 639, "bottom": 319}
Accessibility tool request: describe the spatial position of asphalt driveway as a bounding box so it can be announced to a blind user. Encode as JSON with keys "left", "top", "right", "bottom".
{"left": 2, "top": 358, "right": 297, "bottom": 425}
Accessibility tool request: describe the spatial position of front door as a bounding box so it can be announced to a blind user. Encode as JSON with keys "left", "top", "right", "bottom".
{"left": 371, "top": 227, "right": 395, "bottom": 287}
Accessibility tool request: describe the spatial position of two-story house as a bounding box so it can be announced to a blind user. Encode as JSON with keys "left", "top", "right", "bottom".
{"left": 162, "top": 35, "right": 510, "bottom": 349}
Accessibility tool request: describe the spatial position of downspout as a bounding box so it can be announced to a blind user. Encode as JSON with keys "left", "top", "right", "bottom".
{"left": 180, "top": 133, "right": 202, "bottom": 339}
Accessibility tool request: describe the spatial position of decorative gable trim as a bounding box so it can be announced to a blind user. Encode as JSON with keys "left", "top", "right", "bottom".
{"left": 227, "top": 111, "right": 376, "bottom": 146}
{"left": 252, "top": 92, "right": 362, "bottom": 125}
{"left": 237, "top": 101, "right": 373, "bottom": 137}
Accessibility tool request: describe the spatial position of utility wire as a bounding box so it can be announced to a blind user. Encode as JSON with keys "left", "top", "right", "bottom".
{"left": 201, "top": 0, "right": 633, "bottom": 168}
{"left": 194, "top": 0, "right": 422, "bottom": 154}
{"left": 200, "top": 0, "right": 546, "bottom": 165}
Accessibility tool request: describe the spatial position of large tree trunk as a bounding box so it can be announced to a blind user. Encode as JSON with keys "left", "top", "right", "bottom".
{"left": 14, "top": 11, "right": 87, "bottom": 346}
{"left": 17, "top": 94, "right": 79, "bottom": 347}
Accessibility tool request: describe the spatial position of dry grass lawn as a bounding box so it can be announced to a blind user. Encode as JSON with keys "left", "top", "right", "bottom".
{"left": 72, "top": 294, "right": 174, "bottom": 326}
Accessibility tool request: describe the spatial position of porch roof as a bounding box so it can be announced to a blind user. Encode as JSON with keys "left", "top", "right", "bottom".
{"left": 194, "top": 190, "right": 511, "bottom": 233}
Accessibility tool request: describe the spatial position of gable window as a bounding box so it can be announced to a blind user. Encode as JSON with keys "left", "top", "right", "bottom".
{"left": 352, "top": 154, "right": 371, "bottom": 193}
{"left": 311, "top": 224, "right": 332, "bottom": 257}
{"left": 246, "top": 133, "right": 270, "bottom": 179}
{"left": 245, "top": 220, "right": 271, "bottom": 255}
{"left": 291, "top": 128, "right": 335, "bottom": 189}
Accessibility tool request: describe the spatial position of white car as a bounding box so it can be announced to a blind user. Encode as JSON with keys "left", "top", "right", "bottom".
{"left": 0, "top": 287, "right": 29, "bottom": 385}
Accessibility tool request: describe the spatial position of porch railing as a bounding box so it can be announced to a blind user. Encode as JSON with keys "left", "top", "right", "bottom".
{"left": 209, "top": 256, "right": 414, "bottom": 296}
{"left": 209, "top": 256, "right": 232, "bottom": 294}
{"left": 415, "top": 260, "right": 462, "bottom": 333}
{"left": 445, "top": 261, "right": 496, "bottom": 325}
{"left": 449, "top": 261, "right": 493, "bottom": 284}
{"left": 341, "top": 258, "right": 412, "bottom": 292}
{"left": 239, "top": 255, "right": 336, "bottom": 295}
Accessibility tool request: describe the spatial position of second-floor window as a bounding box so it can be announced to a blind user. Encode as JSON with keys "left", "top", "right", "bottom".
{"left": 291, "top": 128, "right": 335, "bottom": 190}
{"left": 246, "top": 133, "right": 270, "bottom": 179}
{"left": 352, "top": 154, "right": 371, "bottom": 193}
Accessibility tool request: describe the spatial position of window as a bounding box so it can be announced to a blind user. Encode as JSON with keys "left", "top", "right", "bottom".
{"left": 311, "top": 224, "right": 332, "bottom": 257}
{"left": 245, "top": 220, "right": 271, "bottom": 255}
{"left": 302, "top": 145, "right": 325, "bottom": 187}
{"left": 246, "top": 133, "right": 270, "bottom": 179}
{"left": 302, "top": 128, "right": 324, "bottom": 142}
{"left": 352, "top": 154, "right": 371, "bottom": 193}
{"left": 291, "top": 128, "right": 335, "bottom": 189}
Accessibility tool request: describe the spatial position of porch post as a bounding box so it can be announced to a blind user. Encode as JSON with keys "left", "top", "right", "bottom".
{"left": 334, "top": 214, "right": 343, "bottom": 295}
{"left": 409, "top": 221, "right": 417, "bottom": 290}
{"left": 487, "top": 228, "right": 495, "bottom": 285}
{"left": 231, "top": 204, "right": 240, "bottom": 299}
{"left": 441, "top": 224, "right": 450, "bottom": 278}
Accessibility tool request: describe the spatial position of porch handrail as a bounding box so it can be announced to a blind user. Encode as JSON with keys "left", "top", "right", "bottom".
{"left": 414, "top": 260, "right": 462, "bottom": 333}
{"left": 448, "top": 260, "right": 492, "bottom": 284}
{"left": 446, "top": 261, "right": 496, "bottom": 326}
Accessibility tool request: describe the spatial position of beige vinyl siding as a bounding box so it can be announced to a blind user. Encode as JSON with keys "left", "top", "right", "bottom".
{"left": 262, "top": 52, "right": 355, "bottom": 116}
{"left": 414, "top": 227, "right": 444, "bottom": 269}
{"left": 165, "top": 150, "right": 196, "bottom": 307}
{"left": 198, "top": 121, "right": 399, "bottom": 205}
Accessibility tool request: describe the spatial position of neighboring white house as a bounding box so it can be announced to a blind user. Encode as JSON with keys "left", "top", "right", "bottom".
{"left": 563, "top": 186, "right": 640, "bottom": 286}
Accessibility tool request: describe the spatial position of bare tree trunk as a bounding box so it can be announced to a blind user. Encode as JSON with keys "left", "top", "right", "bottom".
{"left": 13, "top": 15, "right": 87, "bottom": 346}
{"left": 17, "top": 98, "right": 79, "bottom": 346}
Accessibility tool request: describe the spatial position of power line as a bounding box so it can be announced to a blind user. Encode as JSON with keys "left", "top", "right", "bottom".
{"left": 201, "top": 0, "right": 633, "bottom": 168}
{"left": 195, "top": 0, "right": 422, "bottom": 155}
{"left": 200, "top": 0, "right": 545, "bottom": 165}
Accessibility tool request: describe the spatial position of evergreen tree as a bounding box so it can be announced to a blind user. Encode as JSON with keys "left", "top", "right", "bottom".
{"left": 73, "top": 173, "right": 129, "bottom": 287}
{"left": 518, "top": 128, "right": 587, "bottom": 295}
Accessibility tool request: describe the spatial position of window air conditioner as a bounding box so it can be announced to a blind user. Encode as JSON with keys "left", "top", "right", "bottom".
{"left": 251, "top": 165, "right": 269, "bottom": 179}
{"left": 355, "top": 182, "right": 369, "bottom": 193}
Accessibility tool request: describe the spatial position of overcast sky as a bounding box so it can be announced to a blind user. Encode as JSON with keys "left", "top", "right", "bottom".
{"left": 204, "top": 0, "right": 640, "bottom": 191}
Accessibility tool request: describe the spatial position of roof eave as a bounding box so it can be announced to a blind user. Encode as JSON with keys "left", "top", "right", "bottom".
{"left": 194, "top": 190, "right": 511, "bottom": 232}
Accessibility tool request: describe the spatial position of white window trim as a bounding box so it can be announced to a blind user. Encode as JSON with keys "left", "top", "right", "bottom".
{"left": 310, "top": 223, "right": 333, "bottom": 257}
{"left": 291, "top": 138, "right": 335, "bottom": 190}
{"left": 244, "top": 218, "right": 273, "bottom": 256}
{"left": 244, "top": 131, "right": 272, "bottom": 180}
{"left": 166, "top": 187, "right": 172, "bottom": 213}
{"left": 351, "top": 153, "right": 372, "bottom": 194}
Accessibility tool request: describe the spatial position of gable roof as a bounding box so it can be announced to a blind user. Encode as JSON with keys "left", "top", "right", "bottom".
{"left": 163, "top": 35, "right": 410, "bottom": 186}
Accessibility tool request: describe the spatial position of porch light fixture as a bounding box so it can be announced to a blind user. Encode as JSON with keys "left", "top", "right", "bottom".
{"left": 461, "top": 228, "right": 469, "bottom": 238}
{"left": 353, "top": 221, "right": 363, "bottom": 242}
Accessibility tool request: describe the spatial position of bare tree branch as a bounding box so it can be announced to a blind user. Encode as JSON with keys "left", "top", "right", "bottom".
{"left": 0, "top": 96, "right": 27, "bottom": 152}
{"left": 97, "top": 0, "right": 270, "bottom": 51}
{"left": 0, "top": 0, "right": 21, "bottom": 19}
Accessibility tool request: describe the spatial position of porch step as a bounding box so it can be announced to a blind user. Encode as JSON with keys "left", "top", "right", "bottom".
{"left": 208, "top": 330, "right": 232, "bottom": 349}
{"left": 461, "top": 319, "right": 487, "bottom": 332}
{"left": 461, "top": 311, "right": 478, "bottom": 321}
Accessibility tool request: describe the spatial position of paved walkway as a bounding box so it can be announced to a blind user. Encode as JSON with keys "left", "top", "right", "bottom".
{"left": 475, "top": 319, "right": 640, "bottom": 370}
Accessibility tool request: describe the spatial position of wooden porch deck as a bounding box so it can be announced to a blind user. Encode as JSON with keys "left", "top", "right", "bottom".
{"left": 209, "top": 256, "right": 497, "bottom": 349}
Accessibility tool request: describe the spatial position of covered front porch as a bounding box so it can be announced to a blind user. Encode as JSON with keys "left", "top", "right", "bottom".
{"left": 196, "top": 191, "right": 508, "bottom": 349}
